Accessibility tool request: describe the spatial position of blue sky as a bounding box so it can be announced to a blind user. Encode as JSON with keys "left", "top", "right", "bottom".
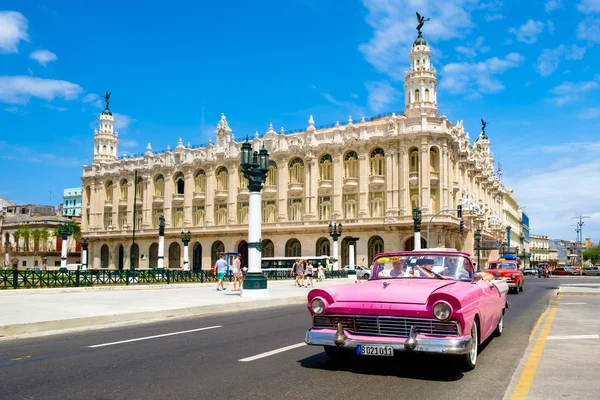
{"left": 1, "top": 0, "right": 599, "bottom": 242}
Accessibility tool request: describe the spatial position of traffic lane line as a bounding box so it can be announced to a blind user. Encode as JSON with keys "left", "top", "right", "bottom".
{"left": 510, "top": 295, "right": 560, "bottom": 400}
{"left": 239, "top": 342, "right": 307, "bottom": 362}
{"left": 546, "top": 334, "right": 599, "bottom": 341}
{"left": 528, "top": 306, "right": 549, "bottom": 342}
{"left": 86, "top": 325, "right": 222, "bottom": 348}
{"left": 561, "top": 302, "right": 587, "bottom": 305}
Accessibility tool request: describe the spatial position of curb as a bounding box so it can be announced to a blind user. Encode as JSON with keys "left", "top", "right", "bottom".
{"left": 0, "top": 295, "right": 308, "bottom": 340}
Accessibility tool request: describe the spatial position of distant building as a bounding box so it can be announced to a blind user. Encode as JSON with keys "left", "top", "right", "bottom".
{"left": 3, "top": 204, "right": 56, "bottom": 217}
{"left": 583, "top": 238, "right": 595, "bottom": 249}
{"left": 530, "top": 234, "right": 548, "bottom": 267}
{"left": 0, "top": 196, "right": 15, "bottom": 210}
{"left": 549, "top": 239, "right": 579, "bottom": 266}
{"left": 62, "top": 187, "right": 82, "bottom": 217}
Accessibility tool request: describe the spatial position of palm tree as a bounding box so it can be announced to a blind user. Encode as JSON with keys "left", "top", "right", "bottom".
{"left": 15, "top": 225, "right": 31, "bottom": 252}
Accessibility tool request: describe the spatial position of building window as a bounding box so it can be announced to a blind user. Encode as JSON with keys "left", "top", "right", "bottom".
{"left": 288, "top": 198, "right": 303, "bottom": 221}
{"left": 120, "top": 180, "right": 128, "bottom": 200}
{"left": 104, "top": 212, "right": 112, "bottom": 229}
{"left": 289, "top": 158, "right": 304, "bottom": 183}
{"left": 194, "top": 170, "right": 206, "bottom": 193}
{"left": 152, "top": 209, "right": 163, "bottom": 229}
{"left": 343, "top": 194, "right": 357, "bottom": 219}
{"left": 215, "top": 204, "right": 228, "bottom": 226}
{"left": 262, "top": 239, "right": 274, "bottom": 257}
{"left": 344, "top": 151, "right": 358, "bottom": 178}
{"left": 172, "top": 207, "right": 184, "bottom": 228}
{"left": 193, "top": 206, "right": 205, "bottom": 226}
{"left": 368, "top": 236, "right": 385, "bottom": 266}
{"left": 168, "top": 242, "right": 181, "bottom": 268}
{"left": 319, "top": 154, "right": 333, "bottom": 181}
{"left": 104, "top": 181, "right": 113, "bottom": 202}
{"left": 318, "top": 196, "right": 331, "bottom": 221}
{"left": 415, "top": 89, "right": 420, "bottom": 102}
{"left": 425, "top": 88, "right": 430, "bottom": 102}
{"left": 118, "top": 210, "right": 127, "bottom": 229}
{"left": 316, "top": 237, "right": 330, "bottom": 257}
{"left": 410, "top": 149, "right": 419, "bottom": 173}
{"left": 135, "top": 210, "right": 142, "bottom": 230}
{"left": 174, "top": 172, "right": 185, "bottom": 195}
{"left": 101, "top": 244, "right": 109, "bottom": 268}
{"left": 154, "top": 175, "right": 165, "bottom": 197}
{"left": 285, "top": 239, "right": 302, "bottom": 257}
{"left": 370, "top": 148, "right": 385, "bottom": 176}
{"left": 135, "top": 177, "right": 144, "bottom": 200}
{"left": 216, "top": 166, "right": 229, "bottom": 191}
{"left": 266, "top": 161, "right": 278, "bottom": 186}
{"left": 238, "top": 170, "right": 248, "bottom": 189}
{"left": 238, "top": 202, "right": 249, "bottom": 224}
{"left": 430, "top": 147, "right": 439, "bottom": 173}
{"left": 263, "top": 200, "right": 277, "bottom": 223}
{"left": 370, "top": 192, "right": 385, "bottom": 217}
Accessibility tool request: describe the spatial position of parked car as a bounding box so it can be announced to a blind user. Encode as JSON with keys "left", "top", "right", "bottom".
{"left": 553, "top": 266, "right": 582, "bottom": 276}
{"left": 343, "top": 265, "right": 370, "bottom": 280}
{"left": 305, "top": 249, "right": 509, "bottom": 371}
{"left": 582, "top": 266, "right": 600, "bottom": 276}
{"left": 523, "top": 268, "right": 538, "bottom": 276}
{"left": 487, "top": 257, "right": 525, "bottom": 294}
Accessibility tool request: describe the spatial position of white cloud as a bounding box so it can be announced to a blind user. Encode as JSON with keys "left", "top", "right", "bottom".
{"left": 0, "top": 75, "right": 83, "bottom": 105}
{"left": 43, "top": 104, "right": 68, "bottom": 112}
{"left": 0, "top": 11, "right": 29, "bottom": 54}
{"left": 350, "top": 93, "right": 359, "bottom": 99}
{"left": 113, "top": 113, "right": 135, "bottom": 130}
{"left": 119, "top": 140, "right": 139, "bottom": 148}
{"left": 508, "top": 19, "right": 544, "bottom": 44}
{"left": 536, "top": 45, "right": 587, "bottom": 77}
{"left": 547, "top": 79, "right": 600, "bottom": 106}
{"left": 4, "top": 106, "right": 18, "bottom": 113}
{"left": 440, "top": 53, "right": 524, "bottom": 96}
{"left": 29, "top": 49, "right": 58, "bottom": 66}
{"left": 484, "top": 14, "right": 503, "bottom": 21}
{"left": 83, "top": 93, "right": 104, "bottom": 108}
{"left": 547, "top": 20, "right": 555, "bottom": 33}
{"left": 0, "top": 141, "right": 85, "bottom": 166}
{"left": 577, "top": 17, "right": 600, "bottom": 43}
{"left": 358, "top": 0, "right": 478, "bottom": 80}
{"left": 365, "top": 81, "right": 400, "bottom": 113}
{"left": 577, "top": 0, "right": 600, "bottom": 14}
{"left": 578, "top": 107, "right": 600, "bottom": 119}
{"left": 545, "top": 0, "right": 563, "bottom": 12}
{"left": 456, "top": 36, "right": 490, "bottom": 58}
{"left": 311, "top": 84, "right": 366, "bottom": 117}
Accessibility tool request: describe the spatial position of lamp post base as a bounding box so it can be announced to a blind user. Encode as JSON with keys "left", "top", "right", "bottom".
{"left": 241, "top": 272, "right": 269, "bottom": 298}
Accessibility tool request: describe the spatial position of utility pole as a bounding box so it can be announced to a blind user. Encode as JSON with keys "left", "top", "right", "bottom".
{"left": 572, "top": 215, "right": 590, "bottom": 268}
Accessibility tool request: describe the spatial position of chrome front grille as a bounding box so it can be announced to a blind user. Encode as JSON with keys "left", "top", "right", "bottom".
{"left": 313, "top": 314, "right": 460, "bottom": 338}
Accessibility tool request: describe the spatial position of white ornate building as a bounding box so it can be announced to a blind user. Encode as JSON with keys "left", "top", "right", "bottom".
{"left": 81, "top": 32, "right": 515, "bottom": 270}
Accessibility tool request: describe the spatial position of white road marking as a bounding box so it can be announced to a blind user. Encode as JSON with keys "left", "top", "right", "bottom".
{"left": 239, "top": 342, "right": 307, "bottom": 362}
{"left": 87, "top": 326, "right": 222, "bottom": 348}
{"left": 561, "top": 302, "right": 587, "bottom": 305}
{"left": 546, "top": 334, "right": 599, "bottom": 341}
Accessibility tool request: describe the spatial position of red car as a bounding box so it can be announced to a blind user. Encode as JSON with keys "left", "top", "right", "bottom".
{"left": 487, "top": 259, "right": 524, "bottom": 294}
{"left": 553, "top": 267, "right": 582, "bottom": 276}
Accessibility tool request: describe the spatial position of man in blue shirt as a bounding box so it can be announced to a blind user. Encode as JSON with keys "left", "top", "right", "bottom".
{"left": 215, "top": 253, "right": 228, "bottom": 291}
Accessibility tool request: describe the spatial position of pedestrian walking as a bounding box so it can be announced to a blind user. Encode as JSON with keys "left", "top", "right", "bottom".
{"left": 305, "top": 260, "right": 314, "bottom": 287}
{"left": 317, "top": 262, "right": 325, "bottom": 282}
{"left": 296, "top": 259, "right": 305, "bottom": 287}
{"left": 215, "top": 253, "right": 228, "bottom": 291}
{"left": 232, "top": 253, "right": 243, "bottom": 291}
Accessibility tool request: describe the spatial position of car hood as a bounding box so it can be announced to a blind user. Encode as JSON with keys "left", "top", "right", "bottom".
{"left": 332, "top": 279, "right": 457, "bottom": 305}
{"left": 489, "top": 269, "right": 519, "bottom": 275}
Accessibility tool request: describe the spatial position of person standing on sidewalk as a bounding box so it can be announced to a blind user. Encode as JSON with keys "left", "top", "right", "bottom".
{"left": 232, "top": 253, "right": 243, "bottom": 291}
{"left": 215, "top": 254, "right": 228, "bottom": 291}
{"left": 304, "top": 260, "right": 315, "bottom": 287}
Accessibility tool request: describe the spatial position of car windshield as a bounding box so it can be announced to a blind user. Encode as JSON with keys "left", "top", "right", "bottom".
{"left": 373, "top": 254, "right": 472, "bottom": 281}
{"left": 488, "top": 262, "right": 517, "bottom": 270}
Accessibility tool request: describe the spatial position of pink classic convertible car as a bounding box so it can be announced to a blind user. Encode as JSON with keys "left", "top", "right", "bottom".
{"left": 305, "top": 250, "right": 509, "bottom": 370}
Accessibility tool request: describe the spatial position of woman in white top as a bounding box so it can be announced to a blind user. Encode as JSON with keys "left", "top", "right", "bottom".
{"left": 304, "top": 261, "right": 315, "bottom": 287}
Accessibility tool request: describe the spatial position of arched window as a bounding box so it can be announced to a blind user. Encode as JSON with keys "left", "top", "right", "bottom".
{"left": 343, "top": 194, "right": 357, "bottom": 219}
{"left": 368, "top": 236, "right": 384, "bottom": 266}
{"left": 315, "top": 237, "right": 330, "bottom": 257}
{"left": 193, "top": 206, "right": 205, "bottom": 226}
{"left": 174, "top": 172, "right": 185, "bottom": 195}
{"left": 215, "top": 204, "right": 228, "bottom": 226}
{"left": 289, "top": 158, "right": 304, "bottom": 183}
{"left": 238, "top": 170, "right": 248, "bottom": 189}
{"left": 149, "top": 243, "right": 158, "bottom": 268}
{"left": 318, "top": 196, "right": 331, "bottom": 220}
{"left": 135, "top": 210, "right": 142, "bottom": 230}
{"left": 238, "top": 202, "right": 249, "bottom": 224}
{"left": 411, "top": 194, "right": 420, "bottom": 210}
{"left": 211, "top": 240, "right": 225, "bottom": 266}
{"left": 288, "top": 198, "right": 303, "bottom": 221}
{"left": 135, "top": 177, "right": 144, "bottom": 200}
{"left": 266, "top": 161, "right": 278, "bottom": 186}
{"left": 172, "top": 207, "right": 184, "bottom": 227}
{"left": 319, "top": 154, "right": 333, "bottom": 181}
{"left": 194, "top": 170, "right": 206, "bottom": 193}
{"left": 120, "top": 179, "right": 128, "bottom": 200}
{"left": 344, "top": 151, "right": 358, "bottom": 178}
{"left": 102, "top": 145, "right": 107, "bottom": 154}
{"left": 105, "top": 180, "right": 114, "bottom": 202}
{"left": 415, "top": 89, "right": 420, "bottom": 103}
{"left": 262, "top": 200, "right": 277, "bottom": 223}
{"left": 370, "top": 148, "right": 385, "bottom": 176}
{"left": 341, "top": 238, "right": 357, "bottom": 268}
{"left": 262, "top": 239, "right": 274, "bottom": 258}
{"left": 131, "top": 243, "right": 140, "bottom": 265}
{"left": 425, "top": 89, "right": 430, "bottom": 102}
{"left": 409, "top": 148, "right": 419, "bottom": 173}
{"left": 85, "top": 186, "right": 91, "bottom": 205}
{"left": 285, "top": 239, "right": 302, "bottom": 257}
{"left": 430, "top": 147, "right": 439, "bottom": 173}
{"left": 101, "top": 244, "right": 109, "bottom": 268}
{"left": 168, "top": 242, "right": 181, "bottom": 268}
{"left": 370, "top": 192, "right": 385, "bottom": 217}
{"left": 154, "top": 175, "right": 165, "bottom": 197}
{"left": 216, "top": 166, "right": 228, "bottom": 191}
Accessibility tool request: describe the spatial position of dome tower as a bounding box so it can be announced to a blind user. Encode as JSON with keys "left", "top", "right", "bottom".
{"left": 93, "top": 91, "right": 119, "bottom": 163}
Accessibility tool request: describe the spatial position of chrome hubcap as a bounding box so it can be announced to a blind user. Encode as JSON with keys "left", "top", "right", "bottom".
{"left": 470, "top": 324, "right": 478, "bottom": 364}
{"left": 498, "top": 315, "right": 504, "bottom": 333}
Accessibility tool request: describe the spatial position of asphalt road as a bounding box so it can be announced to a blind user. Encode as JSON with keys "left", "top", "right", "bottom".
{"left": 0, "top": 276, "right": 594, "bottom": 400}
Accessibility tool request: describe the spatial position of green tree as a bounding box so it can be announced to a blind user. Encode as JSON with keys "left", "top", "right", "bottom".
{"left": 15, "top": 225, "right": 31, "bottom": 252}
{"left": 582, "top": 246, "right": 600, "bottom": 265}
{"left": 30, "top": 228, "right": 51, "bottom": 266}
{"left": 52, "top": 221, "right": 82, "bottom": 252}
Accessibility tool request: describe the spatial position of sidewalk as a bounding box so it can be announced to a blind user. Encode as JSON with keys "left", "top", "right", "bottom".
{"left": 504, "top": 284, "right": 600, "bottom": 399}
{"left": 0, "top": 278, "right": 355, "bottom": 339}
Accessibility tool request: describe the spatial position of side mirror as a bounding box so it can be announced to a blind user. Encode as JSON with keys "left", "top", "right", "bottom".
{"left": 473, "top": 272, "right": 483, "bottom": 281}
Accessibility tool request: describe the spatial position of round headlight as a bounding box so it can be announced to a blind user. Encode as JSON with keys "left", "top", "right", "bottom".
{"left": 433, "top": 302, "right": 452, "bottom": 321}
{"left": 511, "top": 273, "right": 516, "bottom": 279}
{"left": 311, "top": 298, "right": 325, "bottom": 315}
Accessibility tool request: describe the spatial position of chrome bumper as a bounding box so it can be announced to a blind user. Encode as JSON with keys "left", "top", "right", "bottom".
{"left": 507, "top": 282, "right": 517, "bottom": 288}
{"left": 305, "top": 326, "right": 472, "bottom": 356}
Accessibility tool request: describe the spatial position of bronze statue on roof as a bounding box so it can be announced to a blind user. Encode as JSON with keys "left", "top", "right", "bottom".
{"left": 416, "top": 12, "right": 430, "bottom": 36}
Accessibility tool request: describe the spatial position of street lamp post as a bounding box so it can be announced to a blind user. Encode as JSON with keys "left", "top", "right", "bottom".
{"left": 157, "top": 215, "right": 165, "bottom": 269}
{"left": 80, "top": 237, "right": 89, "bottom": 271}
{"left": 413, "top": 208, "right": 422, "bottom": 250}
{"left": 506, "top": 226, "right": 512, "bottom": 253}
{"left": 181, "top": 230, "right": 191, "bottom": 271}
{"left": 239, "top": 139, "right": 270, "bottom": 298}
{"left": 328, "top": 222, "right": 343, "bottom": 271}
{"left": 57, "top": 223, "right": 74, "bottom": 268}
{"left": 474, "top": 229, "right": 482, "bottom": 272}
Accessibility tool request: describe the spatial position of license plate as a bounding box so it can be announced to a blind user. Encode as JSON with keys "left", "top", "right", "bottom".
{"left": 356, "top": 344, "right": 394, "bottom": 356}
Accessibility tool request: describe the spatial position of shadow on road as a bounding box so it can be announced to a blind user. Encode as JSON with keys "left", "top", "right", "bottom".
{"left": 298, "top": 351, "right": 465, "bottom": 381}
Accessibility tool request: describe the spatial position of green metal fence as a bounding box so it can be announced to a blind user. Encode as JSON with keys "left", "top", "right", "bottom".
{"left": 0, "top": 268, "right": 348, "bottom": 289}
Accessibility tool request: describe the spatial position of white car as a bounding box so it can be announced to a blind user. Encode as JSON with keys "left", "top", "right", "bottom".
{"left": 343, "top": 265, "right": 371, "bottom": 280}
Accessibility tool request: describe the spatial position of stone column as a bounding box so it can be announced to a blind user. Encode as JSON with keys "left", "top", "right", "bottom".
{"left": 184, "top": 170, "right": 194, "bottom": 226}
{"left": 332, "top": 238, "right": 339, "bottom": 271}
{"left": 358, "top": 153, "right": 368, "bottom": 217}
{"left": 228, "top": 166, "right": 238, "bottom": 224}
{"left": 143, "top": 174, "right": 153, "bottom": 229}
{"left": 400, "top": 147, "right": 410, "bottom": 215}
{"left": 241, "top": 190, "right": 269, "bottom": 298}
{"left": 277, "top": 160, "right": 288, "bottom": 221}
{"left": 442, "top": 146, "right": 449, "bottom": 209}
{"left": 420, "top": 144, "right": 430, "bottom": 213}
{"left": 205, "top": 169, "right": 214, "bottom": 225}
{"left": 332, "top": 154, "right": 343, "bottom": 219}
{"left": 128, "top": 176, "right": 135, "bottom": 228}
{"left": 164, "top": 175, "right": 173, "bottom": 227}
